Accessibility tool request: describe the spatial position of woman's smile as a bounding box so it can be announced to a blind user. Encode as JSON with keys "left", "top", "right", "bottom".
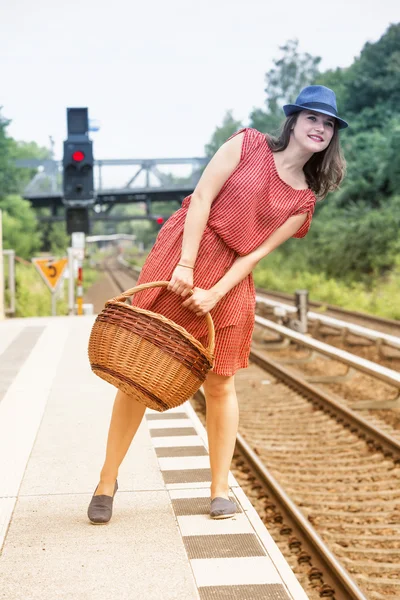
{"left": 308, "top": 134, "right": 324, "bottom": 142}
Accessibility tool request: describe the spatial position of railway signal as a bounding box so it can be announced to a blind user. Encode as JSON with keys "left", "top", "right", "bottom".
{"left": 63, "top": 108, "right": 94, "bottom": 234}
{"left": 153, "top": 215, "right": 165, "bottom": 229}
{"left": 63, "top": 108, "right": 94, "bottom": 205}
{"left": 66, "top": 206, "right": 90, "bottom": 235}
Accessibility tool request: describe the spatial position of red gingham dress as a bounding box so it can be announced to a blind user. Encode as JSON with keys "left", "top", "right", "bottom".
{"left": 133, "top": 128, "right": 316, "bottom": 376}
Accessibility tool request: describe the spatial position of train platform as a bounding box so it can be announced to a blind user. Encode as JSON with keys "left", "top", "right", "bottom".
{"left": 0, "top": 315, "right": 308, "bottom": 600}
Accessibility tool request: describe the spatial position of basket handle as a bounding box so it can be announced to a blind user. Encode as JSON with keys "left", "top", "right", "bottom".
{"left": 112, "top": 281, "right": 215, "bottom": 355}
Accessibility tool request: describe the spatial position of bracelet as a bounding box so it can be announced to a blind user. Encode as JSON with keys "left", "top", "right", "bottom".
{"left": 177, "top": 263, "right": 194, "bottom": 270}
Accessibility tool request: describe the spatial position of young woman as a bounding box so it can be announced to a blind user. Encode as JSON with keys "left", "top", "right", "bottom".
{"left": 88, "top": 85, "right": 347, "bottom": 523}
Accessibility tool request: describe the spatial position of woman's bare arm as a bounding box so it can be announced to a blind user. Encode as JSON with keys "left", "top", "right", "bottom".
{"left": 210, "top": 212, "right": 308, "bottom": 300}
{"left": 182, "top": 212, "right": 308, "bottom": 315}
{"left": 167, "top": 131, "right": 244, "bottom": 296}
{"left": 179, "top": 132, "right": 244, "bottom": 266}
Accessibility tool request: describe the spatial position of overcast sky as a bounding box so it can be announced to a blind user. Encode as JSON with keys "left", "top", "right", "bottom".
{"left": 1, "top": 0, "right": 398, "bottom": 164}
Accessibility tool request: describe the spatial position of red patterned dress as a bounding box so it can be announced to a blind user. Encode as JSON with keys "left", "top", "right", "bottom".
{"left": 133, "top": 128, "right": 316, "bottom": 376}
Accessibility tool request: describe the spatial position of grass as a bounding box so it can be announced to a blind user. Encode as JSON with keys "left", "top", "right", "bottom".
{"left": 253, "top": 253, "right": 400, "bottom": 320}
{"left": 11, "top": 261, "right": 100, "bottom": 318}
{"left": 122, "top": 246, "right": 148, "bottom": 267}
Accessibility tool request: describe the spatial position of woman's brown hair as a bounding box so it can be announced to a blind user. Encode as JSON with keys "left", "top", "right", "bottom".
{"left": 266, "top": 113, "right": 346, "bottom": 199}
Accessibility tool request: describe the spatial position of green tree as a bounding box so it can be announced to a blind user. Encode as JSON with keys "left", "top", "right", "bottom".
{"left": 317, "top": 24, "right": 400, "bottom": 138}
{"left": 9, "top": 138, "right": 51, "bottom": 192}
{"left": 305, "top": 23, "right": 400, "bottom": 288}
{"left": 315, "top": 66, "right": 349, "bottom": 116}
{"left": 205, "top": 110, "right": 243, "bottom": 157}
{"left": 44, "top": 221, "right": 70, "bottom": 256}
{"left": 249, "top": 39, "right": 321, "bottom": 133}
{"left": 0, "top": 194, "right": 42, "bottom": 257}
{"left": 309, "top": 196, "right": 400, "bottom": 279}
{"left": 0, "top": 109, "right": 18, "bottom": 199}
{"left": 0, "top": 108, "right": 51, "bottom": 256}
{"left": 332, "top": 129, "right": 390, "bottom": 208}
{"left": 384, "top": 122, "right": 400, "bottom": 194}
{"left": 342, "top": 23, "right": 400, "bottom": 119}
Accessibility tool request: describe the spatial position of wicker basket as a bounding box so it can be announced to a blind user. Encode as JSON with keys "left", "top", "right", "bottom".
{"left": 88, "top": 281, "right": 215, "bottom": 412}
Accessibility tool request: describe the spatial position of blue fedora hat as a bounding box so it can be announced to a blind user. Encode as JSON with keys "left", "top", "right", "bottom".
{"left": 283, "top": 85, "right": 348, "bottom": 129}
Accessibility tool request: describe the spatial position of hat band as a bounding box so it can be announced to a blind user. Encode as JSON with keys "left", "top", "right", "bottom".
{"left": 301, "top": 102, "right": 338, "bottom": 116}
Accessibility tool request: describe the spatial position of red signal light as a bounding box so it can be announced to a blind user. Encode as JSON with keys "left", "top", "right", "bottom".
{"left": 156, "top": 217, "right": 164, "bottom": 225}
{"left": 72, "top": 150, "right": 85, "bottom": 162}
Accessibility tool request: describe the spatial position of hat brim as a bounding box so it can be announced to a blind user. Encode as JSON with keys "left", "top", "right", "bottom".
{"left": 283, "top": 104, "right": 348, "bottom": 129}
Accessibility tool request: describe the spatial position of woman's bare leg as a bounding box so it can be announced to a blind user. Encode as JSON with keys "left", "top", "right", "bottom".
{"left": 94, "top": 389, "right": 146, "bottom": 496}
{"left": 203, "top": 372, "right": 238, "bottom": 500}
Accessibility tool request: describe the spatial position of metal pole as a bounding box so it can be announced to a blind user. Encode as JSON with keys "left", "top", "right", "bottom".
{"left": 77, "top": 259, "right": 83, "bottom": 315}
{"left": 0, "top": 210, "right": 5, "bottom": 321}
{"left": 98, "top": 162, "right": 102, "bottom": 191}
{"left": 295, "top": 289, "right": 309, "bottom": 334}
{"left": 7, "top": 250, "right": 15, "bottom": 315}
{"left": 67, "top": 247, "right": 75, "bottom": 315}
{"left": 51, "top": 291, "right": 56, "bottom": 316}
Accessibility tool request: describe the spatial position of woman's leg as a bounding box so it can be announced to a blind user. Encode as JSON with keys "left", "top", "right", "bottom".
{"left": 94, "top": 389, "right": 146, "bottom": 496}
{"left": 203, "top": 372, "right": 238, "bottom": 500}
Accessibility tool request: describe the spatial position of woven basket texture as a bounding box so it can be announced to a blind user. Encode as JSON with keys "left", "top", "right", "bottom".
{"left": 88, "top": 287, "right": 214, "bottom": 412}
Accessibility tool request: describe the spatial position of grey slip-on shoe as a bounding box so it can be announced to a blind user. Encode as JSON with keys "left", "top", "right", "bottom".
{"left": 210, "top": 496, "right": 237, "bottom": 519}
{"left": 87, "top": 480, "right": 118, "bottom": 525}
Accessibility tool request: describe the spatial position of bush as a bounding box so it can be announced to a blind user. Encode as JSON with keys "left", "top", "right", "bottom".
{"left": 253, "top": 250, "right": 400, "bottom": 319}
{"left": 0, "top": 195, "right": 41, "bottom": 258}
{"left": 13, "top": 262, "right": 100, "bottom": 318}
{"left": 14, "top": 263, "right": 68, "bottom": 317}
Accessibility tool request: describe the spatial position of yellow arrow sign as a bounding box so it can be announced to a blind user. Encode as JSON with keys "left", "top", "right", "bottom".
{"left": 32, "top": 257, "right": 68, "bottom": 291}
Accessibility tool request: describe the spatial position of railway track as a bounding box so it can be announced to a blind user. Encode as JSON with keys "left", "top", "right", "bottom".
{"left": 99, "top": 256, "right": 400, "bottom": 599}
{"left": 192, "top": 352, "right": 400, "bottom": 599}
{"left": 192, "top": 375, "right": 400, "bottom": 600}
{"left": 256, "top": 287, "right": 399, "bottom": 338}
{"left": 102, "top": 256, "right": 140, "bottom": 297}
{"left": 255, "top": 293, "right": 400, "bottom": 382}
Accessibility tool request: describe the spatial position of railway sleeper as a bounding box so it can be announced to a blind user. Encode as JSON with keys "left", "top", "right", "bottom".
{"left": 350, "top": 391, "right": 400, "bottom": 411}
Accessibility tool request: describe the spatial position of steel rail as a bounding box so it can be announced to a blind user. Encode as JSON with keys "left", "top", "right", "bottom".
{"left": 234, "top": 429, "right": 369, "bottom": 600}
{"left": 195, "top": 387, "right": 369, "bottom": 600}
{"left": 256, "top": 294, "right": 400, "bottom": 350}
{"left": 255, "top": 315, "right": 400, "bottom": 393}
{"left": 103, "top": 259, "right": 139, "bottom": 295}
{"left": 256, "top": 287, "right": 400, "bottom": 331}
{"left": 250, "top": 347, "right": 400, "bottom": 460}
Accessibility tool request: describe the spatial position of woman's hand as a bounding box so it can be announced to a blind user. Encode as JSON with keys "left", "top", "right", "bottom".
{"left": 181, "top": 287, "right": 221, "bottom": 317}
{"left": 167, "top": 265, "right": 194, "bottom": 297}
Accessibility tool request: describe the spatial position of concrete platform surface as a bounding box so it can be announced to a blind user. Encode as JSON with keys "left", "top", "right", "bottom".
{"left": 0, "top": 316, "right": 309, "bottom": 600}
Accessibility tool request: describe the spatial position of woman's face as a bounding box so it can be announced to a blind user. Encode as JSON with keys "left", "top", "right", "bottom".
{"left": 292, "top": 110, "right": 335, "bottom": 153}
